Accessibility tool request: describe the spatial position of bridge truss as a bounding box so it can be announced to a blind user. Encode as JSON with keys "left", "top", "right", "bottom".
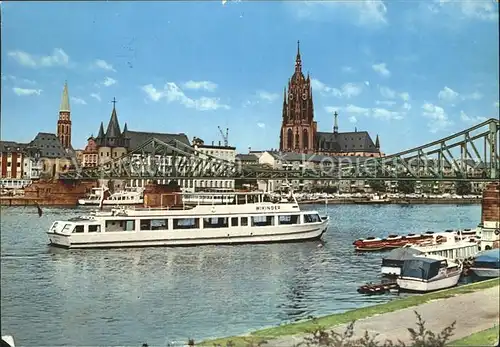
{"left": 60, "top": 118, "right": 499, "bottom": 182}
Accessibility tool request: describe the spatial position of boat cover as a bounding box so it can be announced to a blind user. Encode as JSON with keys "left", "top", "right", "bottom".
{"left": 383, "top": 247, "right": 423, "bottom": 261}
{"left": 474, "top": 249, "right": 500, "bottom": 269}
{"left": 401, "top": 257, "right": 443, "bottom": 280}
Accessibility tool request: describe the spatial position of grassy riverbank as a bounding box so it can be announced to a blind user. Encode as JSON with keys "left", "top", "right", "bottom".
{"left": 450, "top": 325, "right": 499, "bottom": 346}
{"left": 201, "top": 278, "right": 499, "bottom": 346}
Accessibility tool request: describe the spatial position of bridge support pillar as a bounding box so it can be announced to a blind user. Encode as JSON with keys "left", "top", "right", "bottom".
{"left": 480, "top": 182, "right": 500, "bottom": 250}
{"left": 489, "top": 121, "right": 498, "bottom": 179}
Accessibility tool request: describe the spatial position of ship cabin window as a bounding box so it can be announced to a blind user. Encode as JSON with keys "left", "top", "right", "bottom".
{"left": 73, "top": 225, "right": 84, "bottom": 233}
{"left": 173, "top": 218, "right": 199, "bottom": 230}
{"left": 231, "top": 217, "right": 238, "bottom": 227}
{"left": 152, "top": 219, "right": 168, "bottom": 230}
{"left": 251, "top": 216, "right": 274, "bottom": 227}
{"left": 88, "top": 225, "right": 101, "bottom": 233}
{"left": 140, "top": 219, "right": 168, "bottom": 230}
{"left": 304, "top": 214, "right": 321, "bottom": 223}
{"left": 278, "top": 215, "right": 300, "bottom": 225}
{"left": 105, "top": 220, "right": 135, "bottom": 232}
{"left": 203, "top": 217, "right": 229, "bottom": 228}
{"left": 241, "top": 217, "right": 248, "bottom": 226}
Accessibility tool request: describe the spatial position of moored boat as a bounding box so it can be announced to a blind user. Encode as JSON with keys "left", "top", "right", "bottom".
{"left": 78, "top": 187, "right": 106, "bottom": 205}
{"left": 381, "top": 247, "right": 423, "bottom": 276}
{"left": 470, "top": 249, "right": 500, "bottom": 278}
{"left": 47, "top": 192, "right": 329, "bottom": 249}
{"left": 397, "top": 255, "right": 462, "bottom": 292}
{"left": 353, "top": 232, "right": 435, "bottom": 251}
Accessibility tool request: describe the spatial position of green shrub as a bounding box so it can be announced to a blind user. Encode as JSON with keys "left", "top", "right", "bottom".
{"left": 182, "top": 311, "right": 456, "bottom": 347}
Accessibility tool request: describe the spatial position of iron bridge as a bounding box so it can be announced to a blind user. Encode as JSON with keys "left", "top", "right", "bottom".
{"left": 59, "top": 118, "right": 499, "bottom": 182}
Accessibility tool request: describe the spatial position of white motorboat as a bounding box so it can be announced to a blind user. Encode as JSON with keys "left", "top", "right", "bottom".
{"left": 46, "top": 191, "right": 329, "bottom": 249}
{"left": 397, "top": 255, "right": 462, "bottom": 292}
{"left": 470, "top": 249, "right": 500, "bottom": 279}
{"left": 79, "top": 187, "right": 143, "bottom": 206}
{"left": 2, "top": 335, "right": 15, "bottom": 347}
{"left": 104, "top": 187, "right": 144, "bottom": 206}
{"left": 78, "top": 187, "right": 106, "bottom": 205}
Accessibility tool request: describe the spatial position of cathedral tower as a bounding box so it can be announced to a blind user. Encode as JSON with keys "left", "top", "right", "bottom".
{"left": 279, "top": 41, "right": 316, "bottom": 153}
{"left": 57, "top": 81, "right": 72, "bottom": 149}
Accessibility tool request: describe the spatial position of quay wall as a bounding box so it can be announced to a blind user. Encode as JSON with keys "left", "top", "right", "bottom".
{"left": 299, "top": 198, "right": 481, "bottom": 205}
{"left": 481, "top": 182, "right": 500, "bottom": 228}
{"left": 0, "top": 179, "right": 96, "bottom": 206}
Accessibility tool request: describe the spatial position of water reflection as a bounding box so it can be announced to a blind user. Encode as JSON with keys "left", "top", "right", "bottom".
{"left": 1, "top": 204, "right": 481, "bottom": 346}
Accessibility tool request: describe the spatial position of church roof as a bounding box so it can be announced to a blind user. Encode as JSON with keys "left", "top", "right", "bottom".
{"left": 28, "top": 132, "right": 74, "bottom": 158}
{"left": 316, "top": 131, "right": 378, "bottom": 153}
{"left": 105, "top": 106, "right": 122, "bottom": 138}
{"left": 123, "top": 130, "right": 191, "bottom": 152}
{"left": 60, "top": 82, "right": 70, "bottom": 113}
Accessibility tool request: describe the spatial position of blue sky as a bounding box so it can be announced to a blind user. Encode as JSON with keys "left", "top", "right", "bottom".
{"left": 1, "top": 0, "right": 499, "bottom": 154}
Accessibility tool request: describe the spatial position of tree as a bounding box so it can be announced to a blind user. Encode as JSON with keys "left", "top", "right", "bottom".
{"left": 369, "top": 180, "right": 386, "bottom": 193}
{"left": 398, "top": 180, "right": 415, "bottom": 194}
{"left": 455, "top": 181, "right": 472, "bottom": 195}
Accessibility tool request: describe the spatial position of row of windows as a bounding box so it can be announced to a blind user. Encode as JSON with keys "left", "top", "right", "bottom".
{"left": 72, "top": 214, "right": 321, "bottom": 233}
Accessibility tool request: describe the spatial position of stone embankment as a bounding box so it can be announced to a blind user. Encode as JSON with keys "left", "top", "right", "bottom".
{"left": 0, "top": 179, "right": 96, "bottom": 206}
{"left": 263, "top": 285, "right": 500, "bottom": 346}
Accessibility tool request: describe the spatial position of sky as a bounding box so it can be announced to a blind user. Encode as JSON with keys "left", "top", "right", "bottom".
{"left": 1, "top": 0, "right": 499, "bottom": 155}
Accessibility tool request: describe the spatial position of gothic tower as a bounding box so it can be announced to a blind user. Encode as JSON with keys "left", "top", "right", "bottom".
{"left": 279, "top": 41, "right": 316, "bottom": 153}
{"left": 57, "top": 81, "right": 72, "bottom": 149}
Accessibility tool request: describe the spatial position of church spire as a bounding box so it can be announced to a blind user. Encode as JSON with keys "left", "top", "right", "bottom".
{"left": 295, "top": 40, "right": 302, "bottom": 72}
{"left": 333, "top": 111, "right": 338, "bottom": 133}
{"left": 60, "top": 81, "right": 70, "bottom": 113}
{"left": 375, "top": 134, "right": 380, "bottom": 149}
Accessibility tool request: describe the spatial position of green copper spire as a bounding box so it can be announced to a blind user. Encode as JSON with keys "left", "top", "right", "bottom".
{"left": 60, "top": 81, "right": 70, "bottom": 113}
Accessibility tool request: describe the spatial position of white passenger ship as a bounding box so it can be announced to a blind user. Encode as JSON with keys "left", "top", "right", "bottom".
{"left": 78, "top": 187, "right": 144, "bottom": 206}
{"left": 47, "top": 192, "right": 329, "bottom": 249}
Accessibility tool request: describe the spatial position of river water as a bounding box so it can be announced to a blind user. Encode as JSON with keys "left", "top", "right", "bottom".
{"left": 1, "top": 203, "right": 480, "bottom": 346}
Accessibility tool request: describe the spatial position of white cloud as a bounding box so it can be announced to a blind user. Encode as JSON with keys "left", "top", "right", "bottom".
{"left": 101, "top": 77, "right": 117, "bottom": 87}
{"left": 312, "top": 79, "right": 364, "bottom": 98}
{"left": 342, "top": 66, "right": 355, "bottom": 73}
{"left": 12, "top": 87, "right": 42, "bottom": 96}
{"left": 93, "top": 59, "right": 116, "bottom": 72}
{"left": 348, "top": 115, "right": 358, "bottom": 123}
{"left": 462, "top": 91, "right": 483, "bottom": 101}
{"left": 438, "top": 87, "right": 482, "bottom": 104}
{"left": 257, "top": 122, "right": 266, "bottom": 128}
{"left": 379, "top": 86, "right": 396, "bottom": 99}
{"left": 1, "top": 75, "right": 36, "bottom": 85}
{"left": 141, "top": 82, "right": 230, "bottom": 111}
{"left": 372, "top": 63, "right": 390, "bottom": 77}
{"left": 378, "top": 86, "right": 409, "bottom": 101}
{"left": 257, "top": 91, "right": 279, "bottom": 102}
{"left": 433, "top": 0, "right": 498, "bottom": 21}
{"left": 399, "top": 92, "right": 410, "bottom": 102}
{"left": 325, "top": 104, "right": 403, "bottom": 120}
{"left": 71, "top": 96, "right": 87, "bottom": 105}
{"left": 90, "top": 93, "right": 101, "bottom": 102}
{"left": 438, "top": 86, "right": 459, "bottom": 103}
{"left": 375, "top": 100, "right": 397, "bottom": 106}
{"left": 403, "top": 102, "right": 412, "bottom": 111}
{"left": 183, "top": 80, "right": 218, "bottom": 92}
{"left": 8, "top": 48, "right": 70, "bottom": 68}
{"left": 460, "top": 110, "right": 487, "bottom": 123}
{"left": 290, "top": 0, "right": 387, "bottom": 26}
{"left": 422, "top": 102, "right": 453, "bottom": 132}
